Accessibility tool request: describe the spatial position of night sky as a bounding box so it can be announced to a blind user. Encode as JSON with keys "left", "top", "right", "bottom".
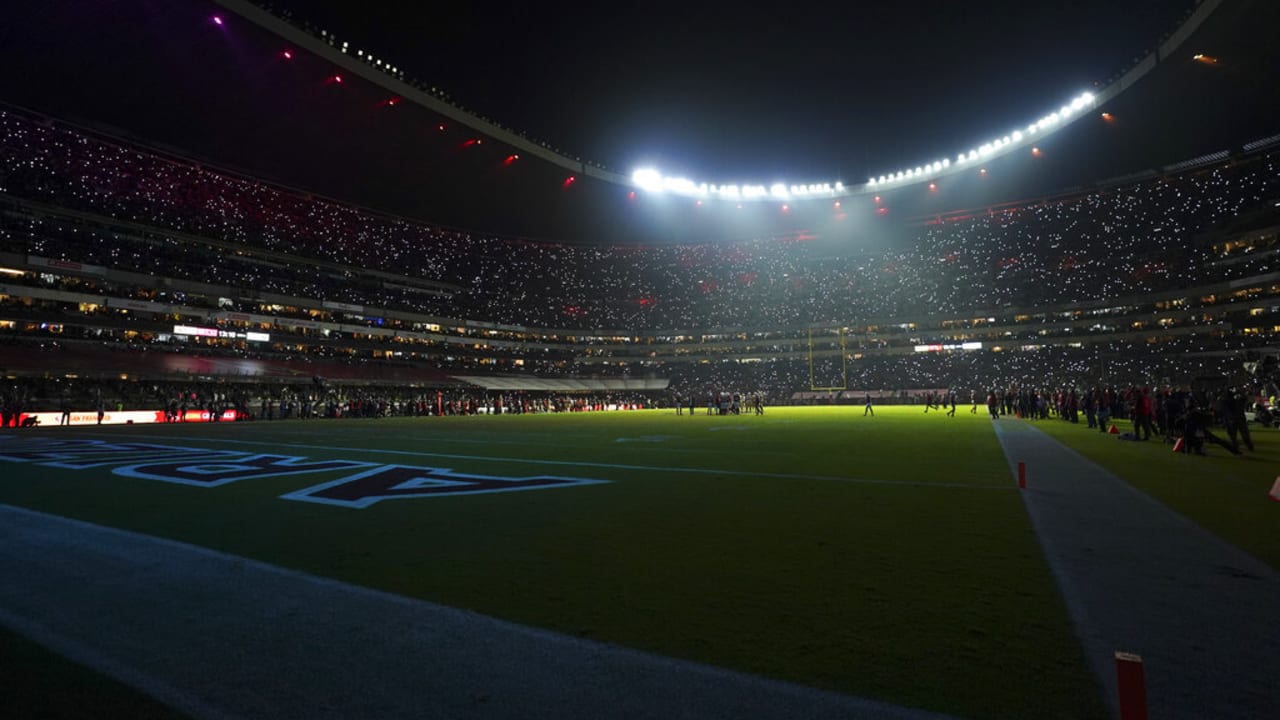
{"left": 284, "top": 0, "right": 1199, "bottom": 177}
{"left": 1, "top": 0, "right": 1278, "bottom": 243}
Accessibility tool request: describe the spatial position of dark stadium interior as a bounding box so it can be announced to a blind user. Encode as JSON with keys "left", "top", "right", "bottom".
{"left": 2, "top": 2, "right": 1280, "bottom": 719}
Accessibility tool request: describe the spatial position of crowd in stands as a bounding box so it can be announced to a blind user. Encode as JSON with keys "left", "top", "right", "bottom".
{"left": 4, "top": 109, "right": 1280, "bottom": 335}
{"left": 2, "top": 108, "right": 1279, "bottom": 427}
{"left": 663, "top": 339, "right": 1255, "bottom": 405}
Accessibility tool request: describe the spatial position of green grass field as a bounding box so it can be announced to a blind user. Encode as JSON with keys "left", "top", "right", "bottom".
{"left": 5, "top": 406, "right": 1272, "bottom": 719}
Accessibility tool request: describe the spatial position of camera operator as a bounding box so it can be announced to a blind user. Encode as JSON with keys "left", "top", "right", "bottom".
{"left": 1179, "top": 398, "right": 1240, "bottom": 456}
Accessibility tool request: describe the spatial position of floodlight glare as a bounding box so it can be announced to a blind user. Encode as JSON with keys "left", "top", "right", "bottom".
{"left": 631, "top": 168, "right": 663, "bottom": 192}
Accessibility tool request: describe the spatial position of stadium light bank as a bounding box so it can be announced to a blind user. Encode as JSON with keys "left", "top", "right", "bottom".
{"left": 630, "top": 90, "right": 1097, "bottom": 202}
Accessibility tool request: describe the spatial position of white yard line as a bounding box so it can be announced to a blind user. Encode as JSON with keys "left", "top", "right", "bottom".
{"left": 42, "top": 432, "right": 1013, "bottom": 490}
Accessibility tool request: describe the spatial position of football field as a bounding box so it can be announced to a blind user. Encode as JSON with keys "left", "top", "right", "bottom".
{"left": 2, "top": 406, "right": 1277, "bottom": 719}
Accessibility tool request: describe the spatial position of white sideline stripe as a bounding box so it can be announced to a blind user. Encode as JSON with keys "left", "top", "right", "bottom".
{"left": 48, "top": 433, "right": 1012, "bottom": 490}
{"left": 0, "top": 605, "right": 243, "bottom": 720}
{"left": 0, "top": 503, "right": 959, "bottom": 720}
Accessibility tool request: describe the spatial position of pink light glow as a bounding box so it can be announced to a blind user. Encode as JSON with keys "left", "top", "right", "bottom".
{"left": 212, "top": 16, "right": 223, "bottom": 25}
{"left": 282, "top": 50, "right": 293, "bottom": 60}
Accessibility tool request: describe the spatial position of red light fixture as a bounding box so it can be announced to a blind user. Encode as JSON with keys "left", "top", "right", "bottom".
{"left": 331, "top": 74, "right": 343, "bottom": 84}
{"left": 928, "top": 182, "right": 937, "bottom": 192}
{"left": 781, "top": 204, "right": 790, "bottom": 213}
{"left": 282, "top": 50, "right": 293, "bottom": 60}
{"left": 504, "top": 154, "right": 519, "bottom": 165}
{"left": 437, "top": 123, "right": 447, "bottom": 132}
{"left": 1031, "top": 147, "right": 1042, "bottom": 157}
{"left": 979, "top": 168, "right": 988, "bottom": 177}
{"left": 563, "top": 176, "right": 576, "bottom": 187}
{"left": 833, "top": 201, "right": 841, "bottom": 209}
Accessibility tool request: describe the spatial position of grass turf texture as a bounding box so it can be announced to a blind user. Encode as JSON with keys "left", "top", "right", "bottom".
{"left": 0, "top": 407, "right": 1105, "bottom": 719}
{"left": 1026, "top": 417, "right": 1280, "bottom": 570}
{"left": 0, "top": 625, "right": 188, "bottom": 720}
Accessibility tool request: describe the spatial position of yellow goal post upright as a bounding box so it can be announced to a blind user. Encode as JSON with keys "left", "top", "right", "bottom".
{"left": 808, "top": 327, "right": 848, "bottom": 391}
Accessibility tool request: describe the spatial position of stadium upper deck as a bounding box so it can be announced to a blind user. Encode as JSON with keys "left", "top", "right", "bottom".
{"left": 2, "top": 106, "right": 1278, "bottom": 333}
{"left": 0, "top": 104, "right": 1278, "bottom": 396}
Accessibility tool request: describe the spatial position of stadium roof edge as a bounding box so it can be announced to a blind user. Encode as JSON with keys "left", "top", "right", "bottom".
{"left": 212, "top": 0, "right": 1222, "bottom": 198}
{"left": 210, "top": 0, "right": 628, "bottom": 186}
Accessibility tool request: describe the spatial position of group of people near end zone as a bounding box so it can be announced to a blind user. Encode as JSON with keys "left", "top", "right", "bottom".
{"left": 1003, "top": 385, "right": 1256, "bottom": 456}
{"left": 759, "top": 383, "right": 1259, "bottom": 461}
{"left": 918, "top": 391, "right": 964, "bottom": 417}
{"left": 672, "top": 391, "right": 763, "bottom": 416}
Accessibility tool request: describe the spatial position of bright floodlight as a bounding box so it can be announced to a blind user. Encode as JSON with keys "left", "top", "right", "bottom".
{"left": 632, "top": 168, "right": 663, "bottom": 192}
{"left": 866, "top": 89, "right": 1105, "bottom": 190}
